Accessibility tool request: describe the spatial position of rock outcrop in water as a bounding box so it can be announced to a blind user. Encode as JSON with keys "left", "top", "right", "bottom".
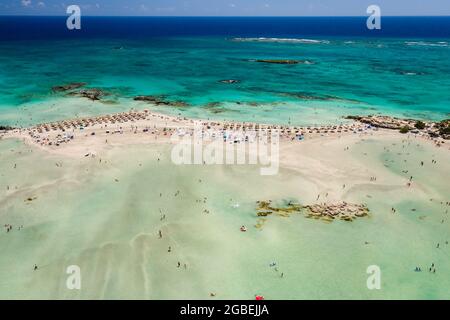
{"left": 256, "top": 200, "right": 302, "bottom": 217}
{"left": 303, "top": 202, "right": 370, "bottom": 222}
{"left": 219, "top": 79, "right": 240, "bottom": 84}
{"left": 52, "top": 82, "right": 87, "bottom": 92}
{"left": 255, "top": 200, "right": 370, "bottom": 224}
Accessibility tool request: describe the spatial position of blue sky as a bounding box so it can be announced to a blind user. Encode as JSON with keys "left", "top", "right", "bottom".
{"left": 1, "top": 0, "right": 449, "bottom": 16}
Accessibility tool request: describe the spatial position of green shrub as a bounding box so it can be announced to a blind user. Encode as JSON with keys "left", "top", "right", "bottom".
{"left": 0, "top": 125, "right": 13, "bottom": 131}
{"left": 414, "top": 121, "right": 426, "bottom": 130}
{"left": 439, "top": 126, "right": 450, "bottom": 135}
{"left": 399, "top": 126, "right": 410, "bottom": 134}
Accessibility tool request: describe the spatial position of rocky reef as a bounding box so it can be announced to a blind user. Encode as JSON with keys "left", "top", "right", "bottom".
{"left": 133, "top": 95, "right": 166, "bottom": 103}
{"left": 219, "top": 79, "right": 240, "bottom": 84}
{"left": 256, "top": 200, "right": 302, "bottom": 217}
{"left": 347, "top": 115, "right": 450, "bottom": 140}
{"left": 303, "top": 202, "right": 370, "bottom": 222}
{"left": 204, "top": 102, "right": 225, "bottom": 114}
{"left": 52, "top": 82, "right": 109, "bottom": 101}
{"left": 281, "top": 92, "right": 359, "bottom": 103}
{"left": 67, "top": 88, "right": 107, "bottom": 101}
{"left": 52, "top": 82, "right": 87, "bottom": 92}
{"left": 134, "top": 95, "right": 190, "bottom": 107}
{"left": 255, "top": 200, "right": 370, "bottom": 226}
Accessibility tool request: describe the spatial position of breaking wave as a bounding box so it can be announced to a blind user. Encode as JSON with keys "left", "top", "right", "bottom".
{"left": 231, "top": 37, "right": 330, "bottom": 44}
{"left": 405, "top": 41, "right": 448, "bottom": 47}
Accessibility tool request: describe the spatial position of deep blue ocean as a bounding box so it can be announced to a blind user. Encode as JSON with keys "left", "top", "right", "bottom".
{"left": 2, "top": 16, "right": 450, "bottom": 40}
{"left": 0, "top": 16, "right": 449, "bottom": 126}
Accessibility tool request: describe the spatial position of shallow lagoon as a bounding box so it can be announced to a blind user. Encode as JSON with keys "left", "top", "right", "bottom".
{"left": 0, "top": 133, "right": 448, "bottom": 299}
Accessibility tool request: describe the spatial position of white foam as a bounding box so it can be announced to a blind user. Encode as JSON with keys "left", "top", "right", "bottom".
{"left": 232, "top": 37, "right": 330, "bottom": 44}
{"left": 405, "top": 41, "right": 448, "bottom": 47}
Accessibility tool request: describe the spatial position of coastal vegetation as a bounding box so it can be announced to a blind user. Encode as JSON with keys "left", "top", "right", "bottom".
{"left": 346, "top": 115, "right": 449, "bottom": 139}
{"left": 0, "top": 125, "right": 14, "bottom": 131}
{"left": 414, "top": 121, "right": 426, "bottom": 130}
{"left": 437, "top": 119, "right": 450, "bottom": 136}
{"left": 399, "top": 125, "right": 410, "bottom": 134}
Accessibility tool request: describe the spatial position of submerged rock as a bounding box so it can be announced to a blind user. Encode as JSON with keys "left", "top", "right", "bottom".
{"left": 170, "top": 101, "right": 190, "bottom": 108}
{"left": 204, "top": 102, "right": 228, "bottom": 114}
{"left": 134, "top": 95, "right": 165, "bottom": 103}
{"left": 68, "top": 88, "right": 107, "bottom": 101}
{"left": 134, "top": 95, "right": 190, "bottom": 107}
{"left": 52, "top": 82, "right": 87, "bottom": 92}
{"left": 219, "top": 79, "right": 240, "bottom": 84}
{"left": 281, "top": 92, "right": 359, "bottom": 103}
{"left": 256, "top": 200, "right": 302, "bottom": 217}
{"left": 205, "top": 102, "right": 221, "bottom": 108}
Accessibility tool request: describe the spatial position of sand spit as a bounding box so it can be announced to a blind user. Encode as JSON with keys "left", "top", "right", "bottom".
{"left": 1, "top": 110, "right": 448, "bottom": 159}
{"left": 2, "top": 109, "right": 371, "bottom": 152}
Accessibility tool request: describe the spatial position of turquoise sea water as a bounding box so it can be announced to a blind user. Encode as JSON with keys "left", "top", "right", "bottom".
{"left": 1, "top": 35, "right": 450, "bottom": 126}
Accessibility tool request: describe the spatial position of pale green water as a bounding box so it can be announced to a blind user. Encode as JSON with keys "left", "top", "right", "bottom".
{"left": 0, "top": 134, "right": 448, "bottom": 299}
